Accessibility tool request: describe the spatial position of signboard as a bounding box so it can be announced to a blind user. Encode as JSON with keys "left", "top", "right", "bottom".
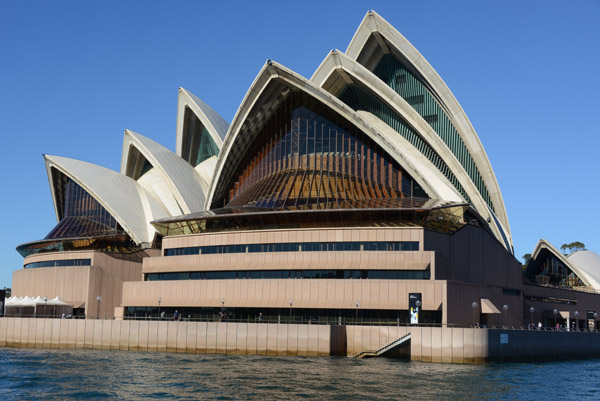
{"left": 588, "top": 310, "right": 596, "bottom": 330}
{"left": 409, "top": 293, "right": 421, "bottom": 324}
{"left": 500, "top": 334, "right": 509, "bottom": 344}
{"left": 0, "top": 289, "right": 5, "bottom": 316}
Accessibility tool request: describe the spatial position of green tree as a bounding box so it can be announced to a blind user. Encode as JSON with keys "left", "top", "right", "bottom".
{"left": 560, "top": 241, "right": 586, "bottom": 255}
{"left": 521, "top": 253, "right": 532, "bottom": 272}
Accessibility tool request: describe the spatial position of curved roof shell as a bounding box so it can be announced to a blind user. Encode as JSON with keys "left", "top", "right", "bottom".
{"left": 311, "top": 50, "right": 509, "bottom": 250}
{"left": 344, "top": 10, "right": 511, "bottom": 249}
{"left": 206, "top": 60, "right": 456, "bottom": 210}
{"left": 568, "top": 250, "right": 600, "bottom": 290}
{"left": 44, "top": 155, "right": 167, "bottom": 246}
{"left": 175, "top": 87, "right": 228, "bottom": 164}
{"left": 530, "top": 239, "right": 600, "bottom": 290}
{"left": 121, "top": 129, "right": 208, "bottom": 214}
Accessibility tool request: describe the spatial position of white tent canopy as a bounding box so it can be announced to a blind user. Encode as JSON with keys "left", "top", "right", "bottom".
{"left": 4, "top": 296, "right": 73, "bottom": 317}
{"left": 6, "top": 296, "right": 73, "bottom": 307}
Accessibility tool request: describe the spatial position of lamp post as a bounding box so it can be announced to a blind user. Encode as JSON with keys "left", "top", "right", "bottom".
{"left": 529, "top": 306, "right": 535, "bottom": 327}
{"left": 574, "top": 311, "right": 580, "bottom": 331}
{"left": 355, "top": 301, "right": 360, "bottom": 322}
{"left": 157, "top": 297, "right": 162, "bottom": 319}
{"left": 503, "top": 304, "right": 509, "bottom": 327}
{"left": 289, "top": 299, "right": 293, "bottom": 322}
{"left": 472, "top": 302, "right": 478, "bottom": 327}
{"left": 43, "top": 296, "right": 48, "bottom": 318}
{"left": 415, "top": 300, "right": 421, "bottom": 325}
{"left": 96, "top": 296, "right": 101, "bottom": 320}
{"left": 553, "top": 309, "right": 558, "bottom": 328}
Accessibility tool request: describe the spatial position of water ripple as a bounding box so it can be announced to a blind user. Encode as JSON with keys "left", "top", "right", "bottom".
{"left": 1, "top": 348, "right": 600, "bottom": 400}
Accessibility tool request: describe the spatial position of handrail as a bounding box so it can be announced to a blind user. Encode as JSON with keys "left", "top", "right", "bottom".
{"left": 356, "top": 333, "right": 412, "bottom": 358}
{"left": 2, "top": 315, "right": 600, "bottom": 332}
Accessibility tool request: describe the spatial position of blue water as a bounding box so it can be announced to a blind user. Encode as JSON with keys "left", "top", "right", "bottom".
{"left": 1, "top": 348, "right": 600, "bottom": 400}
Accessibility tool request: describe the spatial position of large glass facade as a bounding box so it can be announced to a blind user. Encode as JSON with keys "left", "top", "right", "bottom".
{"left": 25, "top": 258, "right": 91, "bottom": 269}
{"left": 124, "top": 306, "right": 442, "bottom": 326}
{"left": 371, "top": 53, "right": 494, "bottom": 212}
{"left": 526, "top": 250, "right": 584, "bottom": 288}
{"left": 151, "top": 199, "right": 472, "bottom": 237}
{"left": 16, "top": 171, "right": 139, "bottom": 257}
{"left": 139, "top": 158, "right": 153, "bottom": 178}
{"left": 181, "top": 107, "right": 219, "bottom": 167}
{"left": 45, "top": 177, "right": 124, "bottom": 240}
{"left": 223, "top": 92, "right": 426, "bottom": 208}
{"left": 164, "top": 241, "right": 419, "bottom": 256}
{"left": 146, "top": 269, "right": 430, "bottom": 281}
{"left": 337, "top": 82, "right": 470, "bottom": 204}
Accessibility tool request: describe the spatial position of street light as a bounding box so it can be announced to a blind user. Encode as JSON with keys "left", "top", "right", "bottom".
{"left": 574, "top": 311, "right": 580, "bottom": 331}
{"left": 553, "top": 309, "right": 558, "bottom": 328}
{"left": 289, "top": 299, "right": 293, "bottom": 321}
{"left": 355, "top": 301, "right": 360, "bottom": 322}
{"left": 415, "top": 300, "right": 421, "bottom": 325}
{"left": 157, "top": 297, "right": 162, "bottom": 319}
{"left": 529, "top": 307, "right": 535, "bottom": 327}
{"left": 96, "top": 296, "right": 101, "bottom": 320}
{"left": 472, "top": 302, "right": 478, "bottom": 327}
{"left": 43, "top": 296, "right": 48, "bottom": 318}
{"left": 503, "top": 304, "right": 509, "bottom": 327}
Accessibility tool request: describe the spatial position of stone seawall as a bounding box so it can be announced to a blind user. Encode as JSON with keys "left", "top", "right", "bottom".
{"left": 487, "top": 329, "right": 600, "bottom": 361}
{"left": 3, "top": 318, "right": 598, "bottom": 363}
{"left": 345, "top": 325, "right": 488, "bottom": 363}
{"left": 0, "top": 318, "right": 336, "bottom": 356}
{"left": 0, "top": 318, "right": 486, "bottom": 362}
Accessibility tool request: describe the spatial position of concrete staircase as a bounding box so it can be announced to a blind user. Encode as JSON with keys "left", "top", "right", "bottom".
{"left": 355, "top": 333, "right": 412, "bottom": 358}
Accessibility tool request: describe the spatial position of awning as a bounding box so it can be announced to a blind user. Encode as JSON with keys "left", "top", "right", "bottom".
{"left": 481, "top": 298, "right": 501, "bottom": 314}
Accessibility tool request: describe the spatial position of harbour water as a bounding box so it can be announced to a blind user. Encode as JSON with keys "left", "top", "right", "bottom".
{"left": 2, "top": 348, "right": 600, "bottom": 400}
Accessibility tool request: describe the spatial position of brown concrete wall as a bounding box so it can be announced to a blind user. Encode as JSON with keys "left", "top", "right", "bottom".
{"left": 0, "top": 318, "right": 332, "bottom": 357}
{"left": 445, "top": 281, "right": 522, "bottom": 327}
{"left": 86, "top": 253, "right": 144, "bottom": 318}
{"left": 160, "top": 227, "right": 424, "bottom": 250}
{"left": 121, "top": 279, "right": 446, "bottom": 313}
{"left": 147, "top": 227, "right": 431, "bottom": 274}
{"left": 487, "top": 329, "right": 600, "bottom": 361}
{"left": 12, "top": 264, "right": 91, "bottom": 307}
{"left": 14, "top": 251, "right": 145, "bottom": 318}
{"left": 345, "top": 325, "right": 488, "bottom": 363}
{"left": 425, "top": 225, "right": 521, "bottom": 289}
{"left": 522, "top": 283, "right": 600, "bottom": 327}
{"left": 143, "top": 250, "right": 434, "bottom": 274}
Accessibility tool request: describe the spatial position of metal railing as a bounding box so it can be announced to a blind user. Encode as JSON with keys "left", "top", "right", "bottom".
{"left": 4, "top": 314, "right": 600, "bottom": 332}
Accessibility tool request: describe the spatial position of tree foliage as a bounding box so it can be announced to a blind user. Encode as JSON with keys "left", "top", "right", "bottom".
{"left": 560, "top": 241, "right": 586, "bottom": 255}
{"left": 521, "top": 253, "right": 532, "bottom": 272}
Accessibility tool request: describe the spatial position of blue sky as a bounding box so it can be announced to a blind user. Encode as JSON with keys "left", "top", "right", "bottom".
{"left": 1, "top": 1, "right": 599, "bottom": 288}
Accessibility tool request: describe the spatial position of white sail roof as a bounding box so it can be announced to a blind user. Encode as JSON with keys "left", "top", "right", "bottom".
{"left": 344, "top": 10, "right": 511, "bottom": 250}
{"left": 175, "top": 87, "right": 229, "bottom": 159}
{"left": 121, "top": 129, "right": 208, "bottom": 214}
{"left": 44, "top": 155, "right": 168, "bottom": 246}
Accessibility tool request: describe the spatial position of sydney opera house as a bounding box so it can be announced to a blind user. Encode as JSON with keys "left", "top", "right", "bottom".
{"left": 10, "top": 11, "right": 600, "bottom": 330}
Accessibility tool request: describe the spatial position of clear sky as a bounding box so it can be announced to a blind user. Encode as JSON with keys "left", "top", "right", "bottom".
{"left": 1, "top": 1, "right": 599, "bottom": 288}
